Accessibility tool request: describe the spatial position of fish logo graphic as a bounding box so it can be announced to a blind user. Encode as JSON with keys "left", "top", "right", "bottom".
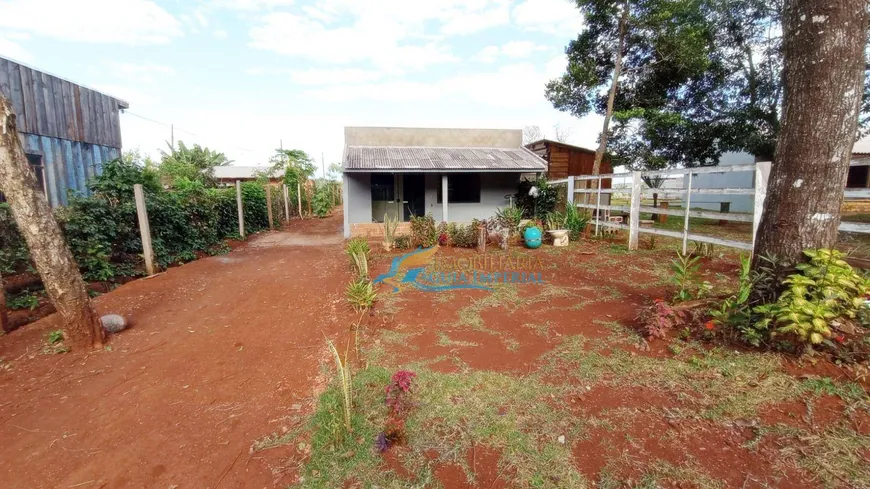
{"left": 373, "top": 246, "right": 492, "bottom": 293}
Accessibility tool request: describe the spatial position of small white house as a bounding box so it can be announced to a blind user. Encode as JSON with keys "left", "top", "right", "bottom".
{"left": 341, "top": 127, "right": 546, "bottom": 238}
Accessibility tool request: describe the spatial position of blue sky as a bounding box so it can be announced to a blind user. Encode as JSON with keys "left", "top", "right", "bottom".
{"left": 0, "top": 0, "right": 604, "bottom": 174}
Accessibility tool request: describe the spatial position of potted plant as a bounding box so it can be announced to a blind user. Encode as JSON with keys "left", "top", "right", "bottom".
{"left": 546, "top": 212, "right": 569, "bottom": 247}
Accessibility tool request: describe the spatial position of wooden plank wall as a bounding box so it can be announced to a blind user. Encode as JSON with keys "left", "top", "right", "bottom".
{"left": 544, "top": 143, "right": 613, "bottom": 189}
{"left": 20, "top": 133, "right": 120, "bottom": 207}
{"left": 0, "top": 57, "right": 125, "bottom": 149}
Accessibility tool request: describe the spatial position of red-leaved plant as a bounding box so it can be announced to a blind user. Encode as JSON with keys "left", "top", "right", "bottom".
{"left": 638, "top": 299, "right": 688, "bottom": 339}
{"left": 377, "top": 370, "right": 416, "bottom": 453}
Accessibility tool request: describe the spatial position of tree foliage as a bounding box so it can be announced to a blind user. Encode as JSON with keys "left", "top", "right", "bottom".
{"left": 547, "top": 0, "right": 870, "bottom": 170}
{"left": 158, "top": 141, "right": 232, "bottom": 187}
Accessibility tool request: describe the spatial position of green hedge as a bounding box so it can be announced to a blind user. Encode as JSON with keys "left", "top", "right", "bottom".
{"left": 0, "top": 159, "right": 270, "bottom": 281}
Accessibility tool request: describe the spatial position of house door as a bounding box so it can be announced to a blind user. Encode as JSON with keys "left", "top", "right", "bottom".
{"left": 402, "top": 174, "right": 425, "bottom": 221}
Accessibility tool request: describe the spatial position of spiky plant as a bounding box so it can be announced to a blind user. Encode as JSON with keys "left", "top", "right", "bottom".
{"left": 326, "top": 338, "right": 352, "bottom": 433}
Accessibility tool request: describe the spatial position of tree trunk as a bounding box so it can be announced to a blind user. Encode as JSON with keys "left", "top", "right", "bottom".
{"left": 752, "top": 0, "right": 867, "bottom": 272}
{"left": 0, "top": 95, "right": 104, "bottom": 348}
{"left": 0, "top": 275, "right": 8, "bottom": 334}
{"left": 591, "top": 0, "right": 629, "bottom": 176}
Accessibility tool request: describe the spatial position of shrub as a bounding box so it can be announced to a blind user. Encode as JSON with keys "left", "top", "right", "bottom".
{"left": 493, "top": 205, "right": 523, "bottom": 235}
{"left": 670, "top": 252, "right": 710, "bottom": 302}
{"left": 7, "top": 292, "right": 39, "bottom": 311}
{"left": 564, "top": 204, "right": 590, "bottom": 240}
{"left": 345, "top": 238, "right": 370, "bottom": 278}
{"left": 755, "top": 249, "right": 870, "bottom": 345}
{"left": 380, "top": 214, "right": 399, "bottom": 250}
{"left": 446, "top": 223, "right": 477, "bottom": 248}
{"left": 638, "top": 299, "right": 688, "bottom": 339}
{"left": 377, "top": 370, "right": 416, "bottom": 452}
{"left": 312, "top": 181, "right": 333, "bottom": 217}
{"left": 394, "top": 235, "right": 411, "bottom": 249}
{"left": 410, "top": 214, "right": 437, "bottom": 248}
{"left": 346, "top": 278, "right": 376, "bottom": 312}
{"left": 516, "top": 176, "right": 558, "bottom": 220}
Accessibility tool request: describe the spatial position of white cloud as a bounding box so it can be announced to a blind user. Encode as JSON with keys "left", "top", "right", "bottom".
{"left": 0, "top": 36, "right": 35, "bottom": 63}
{"left": 0, "top": 0, "right": 183, "bottom": 45}
{"left": 289, "top": 68, "right": 387, "bottom": 85}
{"left": 474, "top": 40, "right": 549, "bottom": 62}
{"left": 440, "top": 1, "right": 511, "bottom": 35}
{"left": 212, "top": 0, "right": 296, "bottom": 10}
{"left": 512, "top": 0, "right": 584, "bottom": 36}
{"left": 213, "top": 29, "right": 229, "bottom": 39}
{"left": 248, "top": 12, "right": 457, "bottom": 71}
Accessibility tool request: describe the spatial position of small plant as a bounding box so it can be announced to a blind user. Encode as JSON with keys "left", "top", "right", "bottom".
{"left": 446, "top": 223, "right": 477, "bottom": 248}
{"left": 545, "top": 212, "right": 566, "bottom": 231}
{"left": 755, "top": 249, "right": 870, "bottom": 345}
{"left": 638, "top": 299, "right": 688, "bottom": 339}
{"left": 380, "top": 214, "right": 399, "bottom": 251}
{"left": 394, "top": 235, "right": 411, "bottom": 250}
{"left": 494, "top": 205, "right": 524, "bottom": 235}
{"left": 670, "top": 252, "right": 703, "bottom": 302}
{"left": 564, "top": 204, "right": 590, "bottom": 240}
{"left": 345, "top": 237, "right": 370, "bottom": 279}
{"left": 346, "top": 278, "right": 376, "bottom": 312}
{"left": 410, "top": 214, "right": 437, "bottom": 248}
{"left": 691, "top": 240, "right": 716, "bottom": 258}
{"left": 43, "top": 329, "right": 69, "bottom": 354}
{"left": 326, "top": 338, "right": 352, "bottom": 434}
{"left": 48, "top": 329, "right": 64, "bottom": 344}
{"left": 377, "top": 370, "right": 416, "bottom": 452}
{"left": 7, "top": 292, "right": 39, "bottom": 311}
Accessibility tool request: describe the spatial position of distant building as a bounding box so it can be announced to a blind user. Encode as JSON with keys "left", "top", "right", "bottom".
{"left": 213, "top": 166, "right": 283, "bottom": 185}
{"left": 0, "top": 56, "right": 128, "bottom": 206}
{"left": 525, "top": 139, "right": 614, "bottom": 206}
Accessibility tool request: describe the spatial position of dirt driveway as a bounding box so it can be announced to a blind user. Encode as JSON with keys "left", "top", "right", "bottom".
{"left": 0, "top": 213, "right": 353, "bottom": 489}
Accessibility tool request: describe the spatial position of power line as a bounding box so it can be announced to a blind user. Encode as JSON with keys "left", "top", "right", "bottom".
{"left": 121, "top": 110, "right": 262, "bottom": 156}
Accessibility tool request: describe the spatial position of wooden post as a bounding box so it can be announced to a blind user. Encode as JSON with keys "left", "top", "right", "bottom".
{"left": 682, "top": 172, "right": 694, "bottom": 255}
{"left": 236, "top": 180, "right": 245, "bottom": 238}
{"left": 297, "top": 181, "right": 303, "bottom": 219}
{"left": 658, "top": 201, "right": 669, "bottom": 223}
{"left": 133, "top": 184, "right": 155, "bottom": 276}
{"left": 627, "top": 171, "right": 642, "bottom": 250}
{"left": 283, "top": 184, "right": 290, "bottom": 222}
{"left": 751, "top": 161, "right": 771, "bottom": 253}
{"left": 718, "top": 202, "right": 730, "bottom": 226}
{"left": 266, "top": 185, "right": 274, "bottom": 230}
{"left": 307, "top": 182, "right": 312, "bottom": 216}
{"left": 594, "top": 176, "right": 603, "bottom": 236}
{"left": 566, "top": 176, "right": 575, "bottom": 207}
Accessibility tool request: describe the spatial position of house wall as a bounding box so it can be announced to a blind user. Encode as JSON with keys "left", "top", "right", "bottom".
{"left": 344, "top": 172, "right": 519, "bottom": 237}
{"left": 20, "top": 133, "right": 119, "bottom": 207}
{"left": 345, "top": 127, "right": 521, "bottom": 149}
{"left": 684, "top": 152, "right": 755, "bottom": 212}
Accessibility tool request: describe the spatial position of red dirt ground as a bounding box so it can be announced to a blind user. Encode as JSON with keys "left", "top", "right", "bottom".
{"left": 0, "top": 214, "right": 354, "bottom": 489}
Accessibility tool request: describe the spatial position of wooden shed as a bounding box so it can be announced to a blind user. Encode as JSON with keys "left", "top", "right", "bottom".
{"left": 0, "top": 56, "right": 127, "bottom": 207}
{"left": 525, "top": 139, "right": 613, "bottom": 182}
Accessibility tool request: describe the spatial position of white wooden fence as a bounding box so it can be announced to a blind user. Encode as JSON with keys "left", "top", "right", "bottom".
{"left": 553, "top": 162, "right": 870, "bottom": 254}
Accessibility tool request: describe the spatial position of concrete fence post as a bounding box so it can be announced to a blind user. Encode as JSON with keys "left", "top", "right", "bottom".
{"left": 266, "top": 185, "right": 274, "bottom": 230}
{"left": 627, "top": 171, "right": 642, "bottom": 251}
{"left": 133, "top": 184, "right": 155, "bottom": 276}
{"left": 236, "top": 180, "right": 245, "bottom": 238}
{"left": 283, "top": 184, "right": 290, "bottom": 222}
{"left": 751, "top": 162, "right": 771, "bottom": 254}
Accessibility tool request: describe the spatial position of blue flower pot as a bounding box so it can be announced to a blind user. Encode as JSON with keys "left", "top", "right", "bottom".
{"left": 523, "top": 226, "right": 542, "bottom": 249}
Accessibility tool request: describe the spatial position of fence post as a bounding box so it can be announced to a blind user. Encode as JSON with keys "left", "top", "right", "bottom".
{"left": 628, "top": 171, "right": 642, "bottom": 250}
{"left": 751, "top": 162, "right": 771, "bottom": 253}
{"left": 283, "top": 184, "right": 290, "bottom": 221}
{"left": 297, "top": 181, "right": 303, "bottom": 219}
{"left": 566, "top": 176, "right": 575, "bottom": 206}
{"left": 133, "top": 184, "right": 155, "bottom": 276}
{"left": 682, "top": 172, "right": 693, "bottom": 254}
{"left": 594, "top": 176, "right": 603, "bottom": 236}
{"left": 266, "top": 185, "right": 274, "bottom": 229}
{"left": 236, "top": 180, "right": 245, "bottom": 238}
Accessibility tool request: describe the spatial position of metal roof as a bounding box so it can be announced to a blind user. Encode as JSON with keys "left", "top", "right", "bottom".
{"left": 343, "top": 146, "right": 547, "bottom": 172}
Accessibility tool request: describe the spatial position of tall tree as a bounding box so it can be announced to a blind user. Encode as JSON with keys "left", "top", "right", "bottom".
{"left": 546, "top": 0, "right": 717, "bottom": 173}
{"left": 0, "top": 95, "right": 104, "bottom": 348}
{"left": 158, "top": 141, "right": 232, "bottom": 187}
{"left": 752, "top": 0, "right": 867, "bottom": 269}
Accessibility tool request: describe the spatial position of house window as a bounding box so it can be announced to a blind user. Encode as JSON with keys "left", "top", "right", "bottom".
{"left": 438, "top": 174, "right": 481, "bottom": 203}
{"left": 371, "top": 173, "right": 395, "bottom": 201}
{"left": 0, "top": 153, "right": 45, "bottom": 203}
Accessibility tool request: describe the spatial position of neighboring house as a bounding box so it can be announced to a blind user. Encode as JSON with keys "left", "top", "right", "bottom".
{"left": 0, "top": 56, "right": 127, "bottom": 206}
{"left": 213, "top": 166, "right": 283, "bottom": 185}
{"left": 685, "top": 151, "right": 757, "bottom": 212}
{"left": 525, "top": 139, "right": 614, "bottom": 206}
{"left": 341, "top": 126, "right": 547, "bottom": 238}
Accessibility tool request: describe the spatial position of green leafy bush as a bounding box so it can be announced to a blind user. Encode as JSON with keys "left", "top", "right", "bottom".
{"left": 446, "top": 223, "right": 477, "bottom": 248}
{"left": 564, "top": 204, "right": 590, "bottom": 240}
{"left": 493, "top": 206, "right": 524, "bottom": 235}
{"left": 410, "top": 214, "right": 437, "bottom": 248}
{"left": 755, "top": 249, "right": 870, "bottom": 345}
{"left": 515, "top": 176, "right": 558, "bottom": 220}
{"left": 7, "top": 292, "right": 39, "bottom": 311}
{"left": 312, "top": 181, "right": 334, "bottom": 218}
{"left": 670, "top": 252, "right": 710, "bottom": 302}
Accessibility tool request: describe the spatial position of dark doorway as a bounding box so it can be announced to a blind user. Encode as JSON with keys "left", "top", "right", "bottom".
{"left": 403, "top": 174, "right": 425, "bottom": 221}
